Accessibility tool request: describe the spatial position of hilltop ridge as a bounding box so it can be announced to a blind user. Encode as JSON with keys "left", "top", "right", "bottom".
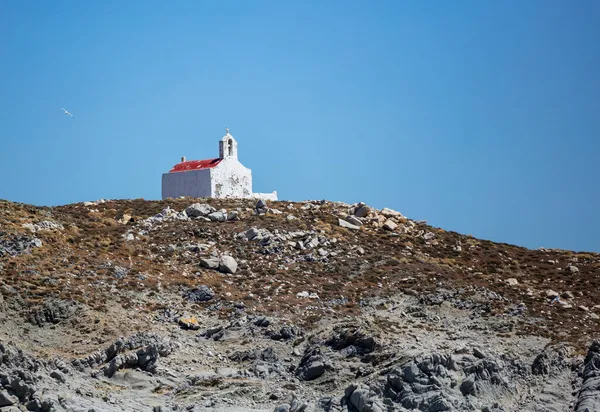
{"left": 1, "top": 197, "right": 599, "bottom": 411}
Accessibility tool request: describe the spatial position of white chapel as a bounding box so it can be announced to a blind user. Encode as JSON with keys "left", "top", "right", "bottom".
{"left": 161, "top": 128, "right": 277, "bottom": 201}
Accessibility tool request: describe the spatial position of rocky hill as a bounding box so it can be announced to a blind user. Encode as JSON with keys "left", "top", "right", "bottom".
{"left": 1, "top": 197, "right": 600, "bottom": 412}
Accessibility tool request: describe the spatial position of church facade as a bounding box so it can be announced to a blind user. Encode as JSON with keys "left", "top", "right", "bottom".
{"left": 161, "top": 129, "right": 277, "bottom": 201}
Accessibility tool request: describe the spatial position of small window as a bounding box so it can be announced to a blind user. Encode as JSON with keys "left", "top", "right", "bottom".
{"left": 228, "top": 139, "right": 233, "bottom": 156}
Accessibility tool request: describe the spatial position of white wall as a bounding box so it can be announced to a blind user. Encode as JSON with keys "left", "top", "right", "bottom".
{"left": 210, "top": 158, "right": 252, "bottom": 198}
{"left": 251, "top": 192, "right": 278, "bottom": 201}
{"left": 161, "top": 169, "right": 211, "bottom": 199}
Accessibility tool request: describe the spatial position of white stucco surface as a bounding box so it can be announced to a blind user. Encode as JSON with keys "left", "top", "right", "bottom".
{"left": 251, "top": 192, "right": 278, "bottom": 201}
{"left": 210, "top": 157, "right": 252, "bottom": 198}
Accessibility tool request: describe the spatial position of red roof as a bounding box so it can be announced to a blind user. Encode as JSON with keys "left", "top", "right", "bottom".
{"left": 169, "top": 158, "right": 222, "bottom": 173}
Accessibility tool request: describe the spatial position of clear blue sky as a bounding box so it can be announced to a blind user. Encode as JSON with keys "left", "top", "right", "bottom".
{"left": 1, "top": 1, "right": 599, "bottom": 252}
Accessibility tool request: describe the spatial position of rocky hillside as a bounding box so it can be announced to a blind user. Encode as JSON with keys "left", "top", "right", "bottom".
{"left": 1, "top": 197, "right": 600, "bottom": 412}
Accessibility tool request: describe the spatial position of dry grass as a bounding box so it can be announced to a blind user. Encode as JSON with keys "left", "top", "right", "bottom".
{"left": 1, "top": 197, "right": 599, "bottom": 350}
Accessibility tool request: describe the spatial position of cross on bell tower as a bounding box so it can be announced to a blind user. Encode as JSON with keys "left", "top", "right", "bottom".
{"left": 219, "top": 127, "right": 238, "bottom": 159}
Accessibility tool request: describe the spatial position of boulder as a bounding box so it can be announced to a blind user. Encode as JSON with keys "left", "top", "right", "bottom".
{"left": 50, "top": 370, "right": 66, "bottom": 383}
{"left": 506, "top": 278, "right": 519, "bottom": 286}
{"left": 338, "top": 219, "right": 360, "bottom": 231}
{"left": 200, "top": 258, "right": 220, "bottom": 270}
{"left": 185, "top": 203, "right": 215, "bottom": 217}
{"left": 296, "top": 346, "right": 326, "bottom": 381}
{"left": 354, "top": 204, "right": 370, "bottom": 218}
{"left": 345, "top": 215, "right": 363, "bottom": 227}
{"left": 219, "top": 256, "right": 238, "bottom": 274}
{"left": 183, "top": 286, "right": 215, "bottom": 302}
{"left": 568, "top": 265, "right": 580, "bottom": 274}
{"left": 383, "top": 219, "right": 397, "bottom": 231}
{"left": 208, "top": 211, "right": 227, "bottom": 222}
{"left": 178, "top": 315, "right": 201, "bottom": 330}
{"left": 244, "top": 227, "right": 261, "bottom": 240}
{"left": 10, "top": 379, "right": 36, "bottom": 401}
{"left": 380, "top": 207, "right": 404, "bottom": 218}
{"left": 562, "top": 291, "right": 575, "bottom": 299}
{"left": 255, "top": 200, "right": 268, "bottom": 213}
{"left": 0, "top": 390, "right": 17, "bottom": 407}
{"left": 460, "top": 374, "right": 478, "bottom": 395}
{"left": 532, "top": 353, "right": 550, "bottom": 375}
{"left": 423, "top": 232, "right": 435, "bottom": 240}
{"left": 273, "top": 399, "right": 308, "bottom": 412}
{"left": 118, "top": 214, "right": 132, "bottom": 224}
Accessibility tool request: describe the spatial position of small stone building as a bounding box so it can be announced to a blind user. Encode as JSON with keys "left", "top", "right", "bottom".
{"left": 161, "top": 128, "right": 277, "bottom": 200}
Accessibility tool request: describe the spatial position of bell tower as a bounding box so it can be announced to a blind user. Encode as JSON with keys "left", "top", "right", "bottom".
{"left": 219, "top": 127, "right": 238, "bottom": 160}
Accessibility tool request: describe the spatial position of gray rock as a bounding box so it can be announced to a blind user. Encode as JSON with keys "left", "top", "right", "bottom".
{"left": 200, "top": 256, "right": 237, "bottom": 274}
{"left": 380, "top": 207, "right": 404, "bottom": 218}
{"left": 350, "top": 387, "right": 370, "bottom": 411}
{"left": 185, "top": 203, "right": 215, "bottom": 217}
{"left": 0, "top": 390, "right": 17, "bottom": 407}
{"left": 183, "top": 286, "right": 215, "bottom": 302}
{"left": 273, "top": 399, "right": 308, "bottom": 412}
{"left": 219, "top": 255, "right": 238, "bottom": 274}
{"left": 10, "top": 379, "right": 36, "bottom": 401}
{"left": 532, "top": 353, "right": 550, "bottom": 375}
{"left": 568, "top": 265, "right": 580, "bottom": 274}
{"left": 50, "top": 370, "right": 66, "bottom": 383}
{"left": 383, "top": 219, "right": 397, "bottom": 231}
{"left": 424, "top": 231, "right": 435, "bottom": 240}
{"left": 354, "top": 204, "right": 370, "bottom": 218}
{"left": 460, "top": 374, "right": 477, "bottom": 395}
{"left": 575, "top": 341, "right": 600, "bottom": 412}
{"left": 301, "top": 361, "right": 324, "bottom": 380}
{"left": 338, "top": 219, "right": 360, "bottom": 231}
{"left": 562, "top": 291, "right": 575, "bottom": 299}
{"left": 113, "top": 265, "right": 129, "bottom": 279}
{"left": 345, "top": 215, "right": 363, "bottom": 227}
{"left": 28, "top": 298, "right": 80, "bottom": 326}
{"left": 256, "top": 199, "right": 267, "bottom": 208}
{"left": 208, "top": 211, "right": 227, "bottom": 222}
{"left": 245, "top": 227, "right": 261, "bottom": 240}
{"left": 506, "top": 278, "right": 519, "bottom": 286}
{"left": 22, "top": 220, "right": 64, "bottom": 232}
{"left": 0, "top": 234, "right": 42, "bottom": 257}
{"left": 253, "top": 316, "right": 271, "bottom": 327}
{"left": 402, "top": 363, "right": 421, "bottom": 383}
{"left": 200, "top": 258, "right": 220, "bottom": 270}
{"left": 296, "top": 346, "right": 326, "bottom": 381}
{"left": 304, "top": 236, "right": 319, "bottom": 249}
{"left": 318, "top": 396, "right": 344, "bottom": 412}
{"left": 473, "top": 347, "right": 487, "bottom": 359}
{"left": 178, "top": 315, "right": 201, "bottom": 330}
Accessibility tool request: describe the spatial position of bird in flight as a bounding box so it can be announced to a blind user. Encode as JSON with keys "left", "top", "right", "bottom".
{"left": 61, "top": 108, "right": 74, "bottom": 118}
